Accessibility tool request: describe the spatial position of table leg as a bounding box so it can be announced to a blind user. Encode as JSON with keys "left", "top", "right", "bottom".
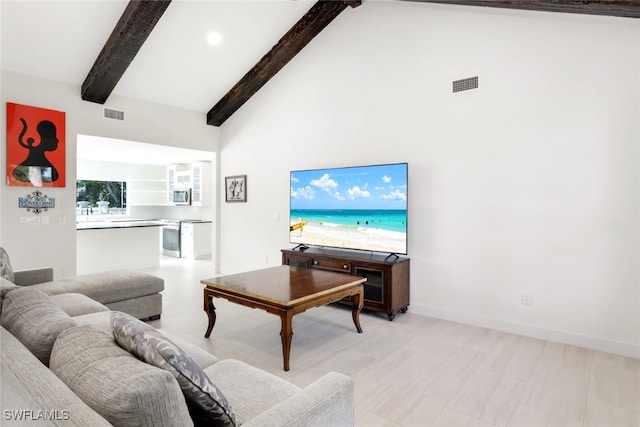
{"left": 279, "top": 311, "right": 294, "bottom": 371}
{"left": 352, "top": 285, "right": 364, "bottom": 333}
{"left": 204, "top": 292, "right": 217, "bottom": 338}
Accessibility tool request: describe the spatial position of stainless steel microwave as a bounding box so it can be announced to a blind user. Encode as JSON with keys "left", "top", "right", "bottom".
{"left": 172, "top": 189, "right": 191, "bottom": 205}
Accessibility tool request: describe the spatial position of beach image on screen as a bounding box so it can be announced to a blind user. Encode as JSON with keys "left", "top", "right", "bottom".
{"left": 290, "top": 163, "right": 407, "bottom": 254}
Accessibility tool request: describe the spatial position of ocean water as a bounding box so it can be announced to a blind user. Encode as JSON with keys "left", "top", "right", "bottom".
{"left": 290, "top": 209, "right": 407, "bottom": 233}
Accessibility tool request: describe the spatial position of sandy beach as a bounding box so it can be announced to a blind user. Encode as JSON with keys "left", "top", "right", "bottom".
{"left": 290, "top": 221, "right": 406, "bottom": 254}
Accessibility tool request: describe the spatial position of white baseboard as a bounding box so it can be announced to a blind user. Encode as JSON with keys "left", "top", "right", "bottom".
{"left": 409, "top": 303, "right": 640, "bottom": 359}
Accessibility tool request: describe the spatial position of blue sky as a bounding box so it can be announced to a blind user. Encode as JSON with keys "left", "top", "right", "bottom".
{"left": 290, "top": 163, "right": 407, "bottom": 210}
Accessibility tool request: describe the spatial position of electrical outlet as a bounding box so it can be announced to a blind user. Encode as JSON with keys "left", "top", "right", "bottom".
{"left": 521, "top": 293, "right": 533, "bottom": 306}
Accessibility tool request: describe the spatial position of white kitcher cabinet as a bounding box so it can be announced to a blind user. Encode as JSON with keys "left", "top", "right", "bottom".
{"left": 166, "top": 162, "right": 211, "bottom": 206}
{"left": 190, "top": 162, "right": 211, "bottom": 206}
{"left": 166, "top": 165, "right": 182, "bottom": 203}
{"left": 180, "top": 221, "right": 212, "bottom": 259}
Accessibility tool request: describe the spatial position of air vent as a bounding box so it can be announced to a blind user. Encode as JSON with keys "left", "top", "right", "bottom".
{"left": 452, "top": 76, "right": 478, "bottom": 93}
{"left": 104, "top": 108, "right": 124, "bottom": 120}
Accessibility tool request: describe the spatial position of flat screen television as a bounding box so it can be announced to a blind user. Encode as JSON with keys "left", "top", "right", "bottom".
{"left": 289, "top": 162, "right": 408, "bottom": 255}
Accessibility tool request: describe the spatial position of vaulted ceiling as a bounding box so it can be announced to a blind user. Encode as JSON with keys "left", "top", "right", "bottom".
{"left": 2, "top": 0, "right": 638, "bottom": 128}
{"left": 406, "top": 0, "right": 640, "bottom": 19}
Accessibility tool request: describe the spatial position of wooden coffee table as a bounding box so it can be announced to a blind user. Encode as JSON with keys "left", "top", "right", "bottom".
{"left": 201, "top": 265, "right": 365, "bottom": 371}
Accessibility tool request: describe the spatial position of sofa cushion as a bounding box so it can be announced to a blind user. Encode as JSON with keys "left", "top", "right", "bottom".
{"left": 69, "top": 311, "right": 220, "bottom": 369}
{"left": 0, "top": 276, "right": 18, "bottom": 296}
{"left": 0, "top": 247, "right": 14, "bottom": 283}
{"left": 1, "top": 326, "right": 112, "bottom": 426}
{"left": 50, "top": 293, "right": 110, "bottom": 316}
{"left": 0, "top": 287, "right": 76, "bottom": 365}
{"left": 72, "top": 311, "right": 113, "bottom": 332}
{"left": 30, "top": 270, "right": 164, "bottom": 303}
{"left": 105, "top": 292, "right": 162, "bottom": 320}
{"left": 13, "top": 267, "right": 54, "bottom": 286}
{"left": 50, "top": 325, "right": 193, "bottom": 427}
{"left": 0, "top": 277, "right": 18, "bottom": 316}
{"left": 158, "top": 328, "right": 220, "bottom": 370}
{"left": 111, "top": 311, "right": 236, "bottom": 427}
{"left": 203, "top": 359, "right": 301, "bottom": 425}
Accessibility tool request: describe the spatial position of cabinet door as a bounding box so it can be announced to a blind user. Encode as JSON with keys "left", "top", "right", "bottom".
{"left": 192, "top": 222, "right": 212, "bottom": 259}
{"left": 167, "top": 167, "right": 176, "bottom": 201}
{"left": 191, "top": 162, "right": 211, "bottom": 206}
{"left": 181, "top": 223, "right": 194, "bottom": 259}
{"left": 192, "top": 164, "right": 202, "bottom": 204}
{"left": 176, "top": 172, "right": 191, "bottom": 187}
{"left": 354, "top": 266, "right": 385, "bottom": 306}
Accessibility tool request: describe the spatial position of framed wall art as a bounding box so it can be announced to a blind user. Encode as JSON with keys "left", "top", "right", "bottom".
{"left": 225, "top": 175, "right": 246, "bottom": 202}
{"left": 6, "top": 102, "right": 66, "bottom": 187}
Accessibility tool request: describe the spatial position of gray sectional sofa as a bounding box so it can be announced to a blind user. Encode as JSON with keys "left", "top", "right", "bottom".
{"left": 0, "top": 251, "right": 355, "bottom": 426}
{"left": 7, "top": 257, "right": 164, "bottom": 320}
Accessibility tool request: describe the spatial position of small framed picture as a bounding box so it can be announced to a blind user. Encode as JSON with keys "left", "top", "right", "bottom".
{"left": 225, "top": 175, "right": 246, "bottom": 202}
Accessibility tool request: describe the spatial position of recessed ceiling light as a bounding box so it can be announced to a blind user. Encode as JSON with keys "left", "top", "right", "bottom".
{"left": 207, "top": 32, "right": 223, "bottom": 46}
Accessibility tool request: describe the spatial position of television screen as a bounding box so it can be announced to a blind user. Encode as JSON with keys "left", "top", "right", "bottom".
{"left": 290, "top": 163, "right": 408, "bottom": 254}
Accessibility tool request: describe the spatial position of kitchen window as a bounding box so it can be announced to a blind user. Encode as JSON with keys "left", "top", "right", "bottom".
{"left": 76, "top": 180, "right": 127, "bottom": 216}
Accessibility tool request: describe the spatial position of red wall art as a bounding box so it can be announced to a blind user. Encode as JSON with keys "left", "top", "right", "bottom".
{"left": 6, "top": 102, "right": 66, "bottom": 187}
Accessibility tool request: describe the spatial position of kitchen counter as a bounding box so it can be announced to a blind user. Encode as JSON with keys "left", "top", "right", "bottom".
{"left": 76, "top": 218, "right": 213, "bottom": 273}
{"left": 76, "top": 220, "right": 163, "bottom": 274}
{"left": 76, "top": 220, "right": 165, "bottom": 230}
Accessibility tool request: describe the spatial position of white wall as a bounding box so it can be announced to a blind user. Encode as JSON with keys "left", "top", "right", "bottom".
{"left": 0, "top": 70, "right": 219, "bottom": 277}
{"left": 218, "top": 3, "right": 640, "bottom": 357}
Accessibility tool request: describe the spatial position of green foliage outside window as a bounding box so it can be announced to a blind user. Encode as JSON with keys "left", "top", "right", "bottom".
{"left": 76, "top": 180, "right": 127, "bottom": 213}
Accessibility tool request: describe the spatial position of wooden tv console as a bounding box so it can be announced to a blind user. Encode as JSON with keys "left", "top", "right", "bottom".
{"left": 281, "top": 247, "right": 410, "bottom": 320}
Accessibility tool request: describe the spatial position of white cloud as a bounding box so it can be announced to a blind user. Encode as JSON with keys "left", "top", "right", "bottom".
{"left": 380, "top": 189, "right": 406, "bottom": 201}
{"left": 310, "top": 173, "right": 338, "bottom": 193}
{"left": 382, "top": 175, "right": 391, "bottom": 183}
{"left": 346, "top": 185, "right": 371, "bottom": 200}
{"left": 291, "top": 185, "right": 315, "bottom": 199}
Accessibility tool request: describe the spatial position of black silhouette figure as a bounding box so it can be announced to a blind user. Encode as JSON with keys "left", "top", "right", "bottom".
{"left": 13, "top": 118, "right": 59, "bottom": 183}
{"left": 229, "top": 179, "right": 243, "bottom": 199}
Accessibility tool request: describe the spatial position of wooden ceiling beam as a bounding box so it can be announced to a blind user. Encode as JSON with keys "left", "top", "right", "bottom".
{"left": 402, "top": 1, "right": 640, "bottom": 19}
{"left": 207, "top": 0, "right": 361, "bottom": 127}
{"left": 81, "top": 0, "right": 172, "bottom": 104}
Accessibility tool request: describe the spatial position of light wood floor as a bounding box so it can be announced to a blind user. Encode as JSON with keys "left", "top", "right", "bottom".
{"left": 144, "top": 257, "right": 639, "bottom": 427}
